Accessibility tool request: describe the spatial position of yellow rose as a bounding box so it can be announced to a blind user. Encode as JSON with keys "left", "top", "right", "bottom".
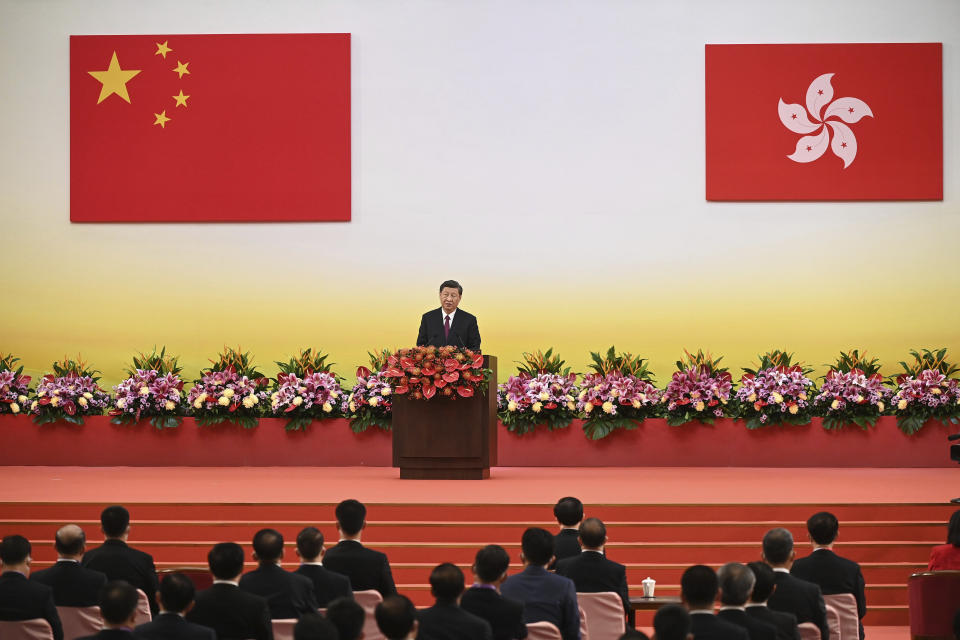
{"left": 271, "top": 392, "right": 279, "bottom": 401}
{"left": 771, "top": 392, "right": 784, "bottom": 404}
{"left": 331, "top": 391, "right": 340, "bottom": 398}
{"left": 877, "top": 401, "right": 885, "bottom": 413}
{"left": 31, "top": 401, "right": 38, "bottom": 410}
{"left": 18, "top": 395, "right": 27, "bottom": 403}
{"left": 368, "top": 396, "right": 379, "bottom": 407}
{"left": 897, "top": 398, "right": 908, "bottom": 410}
{"left": 695, "top": 401, "right": 705, "bottom": 411}
{"left": 584, "top": 402, "right": 594, "bottom": 413}
{"left": 747, "top": 393, "right": 757, "bottom": 403}
{"left": 193, "top": 400, "right": 202, "bottom": 409}
{"left": 799, "top": 393, "right": 807, "bottom": 401}
{"left": 830, "top": 399, "right": 840, "bottom": 410}
{"left": 217, "top": 396, "right": 230, "bottom": 406}
{"left": 293, "top": 396, "right": 304, "bottom": 406}
{"left": 855, "top": 395, "right": 864, "bottom": 403}
{"left": 249, "top": 395, "right": 259, "bottom": 405}
{"left": 349, "top": 401, "right": 357, "bottom": 412}
{"left": 602, "top": 401, "right": 615, "bottom": 414}
{"left": 931, "top": 388, "right": 942, "bottom": 395}
{"left": 164, "top": 400, "right": 176, "bottom": 411}
{"left": 242, "top": 397, "right": 255, "bottom": 409}
{"left": 139, "top": 386, "right": 150, "bottom": 396}
{"left": 117, "top": 399, "right": 126, "bottom": 409}
{"left": 77, "top": 397, "right": 88, "bottom": 408}
{"left": 51, "top": 396, "right": 60, "bottom": 407}
{"left": 631, "top": 399, "right": 641, "bottom": 409}
{"left": 381, "top": 388, "right": 391, "bottom": 396}
{"left": 322, "top": 402, "right": 333, "bottom": 413}
{"left": 566, "top": 402, "right": 576, "bottom": 410}
{"left": 10, "top": 403, "right": 19, "bottom": 414}
{"left": 539, "top": 392, "right": 549, "bottom": 401}
{"left": 198, "top": 392, "right": 208, "bottom": 403}
{"left": 788, "top": 404, "right": 799, "bottom": 415}
{"left": 592, "top": 385, "right": 601, "bottom": 392}
{"left": 38, "top": 390, "right": 46, "bottom": 397}
{"left": 223, "top": 388, "right": 235, "bottom": 398}
{"left": 578, "top": 390, "right": 587, "bottom": 401}
{"left": 52, "top": 390, "right": 60, "bottom": 396}
{"left": 638, "top": 393, "right": 647, "bottom": 402}
{"left": 532, "top": 402, "right": 543, "bottom": 413}
{"left": 507, "top": 401, "right": 518, "bottom": 412}
{"left": 609, "top": 389, "right": 619, "bottom": 398}
{"left": 690, "top": 391, "right": 700, "bottom": 399}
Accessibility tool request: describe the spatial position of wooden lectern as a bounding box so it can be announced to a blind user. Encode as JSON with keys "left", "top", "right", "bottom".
{"left": 392, "top": 355, "right": 497, "bottom": 479}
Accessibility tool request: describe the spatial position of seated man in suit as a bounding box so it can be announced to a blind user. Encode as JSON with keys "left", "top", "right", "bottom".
{"left": 790, "top": 512, "right": 866, "bottom": 640}
{"left": 555, "top": 517, "right": 631, "bottom": 625}
{"left": 322, "top": 499, "right": 397, "bottom": 597}
{"left": 654, "top": 604, "right": 693, "bottom": 640}
{"left": 716, "top": 563, "right": 777, "bottom": 640}
{"left": 293, "top": 612, "right": 340, "bottom": 640}
{"left": 0, "top": 534, "right": 63, "bottom": 640}
{"left": 325, "top": 596, "right": 365, "bottom": 640}
{"left": 240, "top": 528, "right": 318, "bottom": 619}
{"left": 135, "top": 572, "right": 215, "bottom": 640}
{"left": 31, "top": 524, "right": 108, "bottom": 607}
{"left": 375, "top": 594, "right": 419, "bottom": 640}
{"left": 501, "top": 527, "right": 580, "bottom": 640}
{"left": 681, "top": 564, "right": 748, "bottom": 640}
{"left": 416, "top": 280, "right": 481, "bottom": 350}
{"left": 77, "top": 581, "right": 141, "bottom": 640}
{"left": 294, "top": 526, "right": 352, "bottom": 607}
{"left": 551, "top": 497, "right": 583, "bottom": 567}
{"left": 81, "top": 505, "right": 160, "bottom": 616}
{"left": 185, "top": 542, "right": 273, "bottom": 640}
{"left": 762, "top": 528, "right": 829, "bottom": 640}
{"left": 745, "top": 562, "right": 800, "bottom": 640}
{"left": 417, "top": 563, "right": 493, "bottom": 640}
{"left": 461, "top": 544, "right": 528, "bottom": 640}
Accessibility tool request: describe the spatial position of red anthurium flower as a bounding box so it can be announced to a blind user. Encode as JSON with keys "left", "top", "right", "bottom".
{"left": 423, "top": 385, "right": 436, "bottom": 399}
{"left": 456, "top": 386, "right": 474, "bottom": 398}
{"left": 442, "top": 371, "right": 459, "bottom": 383}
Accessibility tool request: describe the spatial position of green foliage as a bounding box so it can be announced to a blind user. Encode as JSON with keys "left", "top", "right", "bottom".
{"left": 822, "top": 413, "right": 878, "bottom": 431}
{"left": 828, "top": 349, "right": 881, "bottom": 377}
{"left": 666, "top": 411, "right": 716, "bottom": 427}
{"left": 743, "top": 349, "right": 813, "bottom": 376}
{"left": 581, "top": 415, "right": 638, "bottom": 440}
{"left": 52, "top": 356, "right": 100, "bottom": 381}
{"left": 368, "top": 348, "right": 394, "bottom": 371}
{"left": 588, "top": 346, "right": 654, "bottom": 380}
{"left": 676, "top": 349, "right": 727, "bottom": 376}
{"left": 742, "top": 413, "right": 811, "bottom": 430}
{"left": 206, "top": 346, "right": 265, "bottom": 379}
{"left": 196, "top": 413, "right": 259, "bottom": 429}
{"left": 276, "top": 348, "right": 335, "bottom": 378}
{"left": 110, "top": 414, "right": 182, "bottom": 429}
{"left": 349, "top": 412, "right": 391, "bottom": 433}
{"left": 500, "top": 409, "right": 573, "bottom": 436}
{"left": 516, "top": 348, "right": 571, "bottom": 377}
{"left": 0, "top": 353, "right": 24, "bottom": 377}
{"left": 34, "top": 413, "right": 84, "bottom": 426}
{"left": 898, "top": 348, "right": 959, "bottom": 379}
{"left": 125, "top": 346, "right": 182, "bottom": 377}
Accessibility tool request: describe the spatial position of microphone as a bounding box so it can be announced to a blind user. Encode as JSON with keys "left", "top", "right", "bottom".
{"left": 948, "top": 433, "right": 960, "bottom": 441}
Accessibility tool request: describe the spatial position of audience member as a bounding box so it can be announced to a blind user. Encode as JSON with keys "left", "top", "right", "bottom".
{"left": 375, "top": 595, "right": 418, "bottom": 640}
{"left": 294, "top": 612, "right": 341, "bottom": 640}
{"left": 618, "top": 631, "right": 651, "bottom": 640}
{"left": 745, "top": 562, "right": 800, "bottom": 640}
{"left": 501, "top": 527, "right": 580, "bottom": 640}
{"left": 552, "top": 497, "right": 584, "bottom": 567}
{"left": 555, "top": 517, "right": 631, "bottom": 624}
{"left": 0, "top": 534, "right": 63, "bottom": 640}
{"left": 135, "top": 572, "right": 215, "bottom": 640}
{"left": 82, "top": 505, "right": 160, "bottom": 616}
{"left": 716, "top": 563, "right": 776, "bottom": 640}
{"left": 417, "top": 563, "right": 492, "bottom": 640}
{"left": 325, "top": 596, "right": 365, "bottom": 640}
{"left": 185, "top": 542, "right": 273, "bottom": 640}
{"left": 240, "top": 528, "right": 319, "bottom": 618}
{"left": 322, "top": 499, "right": 397, "bottom": 597}
{"left": 295, "top": 526, "right": 353, "bottom": 607}
{"left": 762, "top": 528, "right": 828, "bottom": 640}
{"left": 928, "top": 509, "right": 960, "bottom": 571}
{"left": 653, "top": 603, "right": 692, "bottom": 640}
{"left": 461, "top": 544, "right": 528, "bottom": 640}
{"left": 76, "top": 580, "right": 140, "bottom": 640}
{"left": 31, "top": 524, "right": 108, "bottom": 607}
{"left": 791, "top": 512, "right": 866, "bottom": 639}
{"left": 680, "top": 564, "right": 748, "bottom": 640}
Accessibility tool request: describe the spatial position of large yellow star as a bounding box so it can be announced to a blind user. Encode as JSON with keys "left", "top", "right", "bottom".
{"left": 155, "top": 41, "right": 172, "bottom": 58}
{"left": 153, "top": 110, "right": 171, "bottom": 128}
{"left": 88, "top": 52, "right": 141, "bottom": 104}
{"left": 172, "top": 90, "right": 189, "bottom": 107}
{"left": 173, "top": 60, "right": 190, "bottom": 79}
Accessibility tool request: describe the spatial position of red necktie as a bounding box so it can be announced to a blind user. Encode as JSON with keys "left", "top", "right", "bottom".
{"left": 444, "top": 315, "right": 451, "bottom": 340}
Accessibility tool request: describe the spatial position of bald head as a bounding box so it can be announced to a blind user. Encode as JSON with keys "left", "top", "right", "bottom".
{"left": 579, "top": 517, "right": 607, "bottom": 550}
{"left": 55, "top": 524, "right": 86, "bottom": 558}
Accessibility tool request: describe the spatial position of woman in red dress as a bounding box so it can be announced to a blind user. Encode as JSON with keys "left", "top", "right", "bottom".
{"left": 928, "top": 509, "right": 960, "bottom": 570}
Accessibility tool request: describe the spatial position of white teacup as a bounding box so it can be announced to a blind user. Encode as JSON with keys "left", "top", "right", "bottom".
{"left": 642, "top": 576, "right": 656, "bottom": 598}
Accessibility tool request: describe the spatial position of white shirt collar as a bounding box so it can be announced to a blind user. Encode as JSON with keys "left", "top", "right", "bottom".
{"left": 582, "top": 549, "right": 603, "bottom": 555}
{"left": 689, "top": 609, "right": 715, "bottom": 615}
{"left": 302, "top": 561, "right": 324, "bottom": 566}
{"left": 213, "top": 579, "right": 239, "bottom": 586}
{"left": 745, "top": 603, "right": 767, "bottom": 608}
{"left": 772, "top": 567, "right": 791, "bottom": 573}
{"left": 56, "top": 558, "right": 81, "bottom": 564}
{"left": 443, "top": 309, "right": 457, "bottom": 324}
{"left": 813, "top": 547, "right": 832, "bottom": 552}
{"left": 719, "top": 605, "right": 745, "bottom": 611}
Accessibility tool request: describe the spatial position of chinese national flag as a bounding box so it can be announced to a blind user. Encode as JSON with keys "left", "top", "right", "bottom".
{"left": 705, "top": 43, "right": 941, "bottom": 201}
{"left": 70, "top": 34, "right": 350, "bottom": 222}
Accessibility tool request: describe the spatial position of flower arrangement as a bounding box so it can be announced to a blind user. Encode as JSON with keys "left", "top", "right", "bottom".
{"left": 813, "top": 350, "right": 890, "bottom": 430}
{"left": 30, "top": 356, "right": 110, "bottom": 425}
{"left": 109, "top": 347, "right": 186, "bottom": 429}
{"left": 187, "top": 347, "right": 269, "bottom": 429}
{"left": 662, "top": 349, "right": 733, "bottom": 426}
{"left": 577, "top": 346, "right": 662, "bottom": 439}
{"left": 498, "top": 348, "right": 579, "bottom": 435}
{"left": 344, "top": 350, "right": 393, "bottom": 433}
{"left": 271, "top": 348, "right": 344, "bottom": 432}
{"left": 735, "top": 350, "right": 816, "bottom": 429}
{"left": 0, "top": 354, "right": 32, "bottom": 415}
{"left": 890, "top": 348, "right": 960, "bottom": 435}
{"left": 380, "top": 345, "right": 489, "bottom": 400}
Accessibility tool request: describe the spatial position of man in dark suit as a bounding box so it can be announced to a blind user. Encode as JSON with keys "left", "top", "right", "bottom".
{"left": 82, "top": 505, "right": 160, "bottom": 616}
{"left": 654, "top": 604, "right": 693, "bottom": 640}
{"left": 76, "top": 581, "right": 141, "bottom": 640}
{"left": 417, "top": 563, "right": 493, "bottom": 640}
{"left": 762, "top": 528, "right": 829, "bottom": 640}
{"left": 185, "top": 542, "right": 273, "bottom": 640}
{"left": 416, "top": 280, "right": 481, "bottom": 350}
{"left": 325, "top": 597, "right": 365, "bottom": 640}
{"left": 501, "top": 527, "right": 580, "bottom": 640}
{"left": 555, "top": 517, "right": 631, "bottom": 625}
{"left": 552, "top": 497, "right": 583, "bottom": 567}
{"left": 31, "top": 524, "right": 108, "bottom": 607}
{"left": 0, "top": 535, "right": 63, "bottom": 640}
{"left": 239, "top": 528, "right": 318, "bottom": 619}
{"left": 375, "top": 594, "right": 419, "bottom": 640}
{"left": 745, "top": 562, "right": 801, "bottom": 640}
{"left": 293, "top": 526, "right": 352, "bottom": 607}
{"left": 460, "top": 545, "right": 527, "bottom": 640}
{"left": 322, "top": 499, "right": 397, "bottom": 597}
{"left": 293, "top": 612, "right": 340, "bottom": 640}
{"left": 790, "top": 512, "right": 867, "bottom": 640}
{"left": 135, "top": 572, "right": 215, "bottom": 640}
{"left": 716, "top": 563, "right": 777, "bottom": 640}
{"left": 681, "top": 564, "right": 748, "bottom": 640}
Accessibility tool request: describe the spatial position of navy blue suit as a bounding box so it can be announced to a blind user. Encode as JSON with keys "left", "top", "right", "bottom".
{"left": 417, "top": 308, "right": 481, "bottom": 350}
{"left": 501, "top": 566, "right": 579, "bottom": 640}
{"left": 135, "top": 612, "right": 215, "bottom": 640}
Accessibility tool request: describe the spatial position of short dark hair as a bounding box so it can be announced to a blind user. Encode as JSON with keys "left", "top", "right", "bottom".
{"left": 0, "top": 535, "right": 31, "bottom": 564}
{"left": 439, "top": 280, "right": 462, "bottom": 295}
{"left": 474, "top": 544, "right": 510, "bottom": 583}
{"left": 326, "top": 596, "right": 365, "bottom": 640}
{"left": 253, "top": 528, "right": 284, "bottom": 563}
{"left": 747, "top": 561, "right": 776, "bottom": 602}
{"left": 297, "top": 526, "right": 324, "bottom": 561}
{"left": 430, "top": 563, "right": 465, "bottom": 601}
{"left": 653, "top": 603, "right": 691, "bottom": 640}
{"left": 101, "top": 505, "right": 130, "bottom": 538}
{"left": 554, "top": 497, "right": 584, "bottom": 526}
{"left": 618, "top": 632, "right": 651, "bottom": 640}
{"left": 579, "top": 517, "right": 606, "bottom": 549}
{"left": 158, "top": 572, "right": 195, "bottom": 613}
{"left": 208, "top": 542, "right": 245, "bottom": 580}
{"left": 55, "top": 525, "right": 86, "bottom": 556}
{"left": 717, "top": 562, "right": 756, "bottom": 606}
{"left": 99, "top": 580, "right": 139, "bottom": 625}
{"left": 807, "top": 512, "right": 840, "bottom": 546}
{"left": 521, "top": 527, "right": 554, "bottom": 566}
{"left": 762, "top": 528, "right": 794, "bottom": 565}
{"left": 680, "top": 564, "right": 718, "bottom": 609}
{"left": 294, "top": 612, "right": 340, "bottom": 640}
{"left": 335, "top": 499, "right": 367, "bottom": 537}
{"left": 947, "top": 509, "right": 960, "bottom": 547}
{"left": 375, "top": 595, "right": 417, "bottom": 639}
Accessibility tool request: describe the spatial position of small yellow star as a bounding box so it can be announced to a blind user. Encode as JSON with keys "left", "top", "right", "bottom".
{"left": 88, "top": 51, "right": 141, "bottom": 104}
{"left": 173, "top": 60, "right": 190, "bottom": 79}
{"left": 172, "top": 90, "right": 190, "bottom": 107}
{"left": 154, "top": 110, "right": 171, "bottom": 128}
{"left": 155, "top": 41, "right": 172, "bottom": 58}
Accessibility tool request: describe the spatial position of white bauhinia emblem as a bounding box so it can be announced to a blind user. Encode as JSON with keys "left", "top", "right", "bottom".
{"left": 778, "top": 73, "right": 874, "bottom": 168}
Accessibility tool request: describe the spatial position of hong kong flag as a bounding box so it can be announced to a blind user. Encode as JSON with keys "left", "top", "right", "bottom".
{"left": 70, "top": 34, "right": 350, "bottom": 222}
{"left": 705, "top": 43, "right": 941, "bottom": 201}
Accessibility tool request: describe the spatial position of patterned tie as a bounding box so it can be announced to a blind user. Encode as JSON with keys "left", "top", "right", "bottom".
{"left": 444, "top": 315, "right": 451, "bottom": 340}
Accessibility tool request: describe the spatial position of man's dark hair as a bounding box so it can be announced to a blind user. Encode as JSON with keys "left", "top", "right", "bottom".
{"left": 99, "top": 580, "right": 140, "bottom": 625}
{"left": 947, "top": 509, "right": 960, "bottom": 547}
{"left": 101, "top": 505, "right": 131, "bottom": 538}
{"left": 680, "top": 565, "right": 718, "bottom": 609}
{"left": 158, "top": 572, "right": 195, "bottom": 613}
{"left": 326, "top": 596, "right": 365, "bottom": 640}
{"left": 653, "top": 603, "right": 691, "bottom": 640}
{"left": 554, "top": 497, "right": 584, "bottom": 526}
{"left": 474, "top": 544, "right": 510, "bottom": 583}
{"left": 375, "top": 595, "right": 417, "bottom": 639}
{"left": 335, "top": 499, "right": 367, "bottom": 537}
{"left": 521, "top": 527, "right": 555, "bottom": 567}
{"left": 253, "top": 528, "right": 284, "bottom": 563}
{"left": 297, "top": 526, "right": 324, "bottom": 561}
{"left": 762, "top": 528, "right": 794, "bottom": 565}
{"left": 747, "top": 562, "right": 776, "bottom": 603}
{"left": 208, "top": 542, "right": 245, "bottom": 580}
{"left": 579, "top": 517, "right": 606, "bottom": 549}
{"left": 294, "top": 612, "right": 340, "bottom": 640}
{"left": 55, "top": 525, "right": 86, "bottom": 556}
{"left": 430, "top": 562, "right": 465, "bottom": 601}
{"left": 618, "top": 631, "right": 651, "bottom": 640}
{"left": 439, "top": 280, "right": 462, "bottom": 295}
{"left": 0, "top": 535, "right": 31, "bottom": 565}
{"left": 807, "top": 512, "right": 840, "bottom": 546}
{"left": 717, "top": 562, "right": 756, "bottom": 607}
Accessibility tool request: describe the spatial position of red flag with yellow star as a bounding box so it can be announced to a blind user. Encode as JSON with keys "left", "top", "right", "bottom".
{"left": 70, "top": 34, "right": 350, "bottom": 222}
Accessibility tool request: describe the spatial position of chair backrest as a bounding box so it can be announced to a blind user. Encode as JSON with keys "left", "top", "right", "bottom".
{"left": 526, "top": 621, "right": 564, "bottom": 640}
{"left": 824, "top": 604, "right": 841, "bottom": 640}
{"left": 0, "top": 619, "right": 55, "bottom": 640}
{"left": 797, "top": 622, "right": 821, "bottom": 640}
{"left": 823, "top": 593, "right": 859, "bottom": 640}
{"left": 353, "top": 589, "right": 385, "bottom": 640}
{"left": 134, "top": 588, "right": 152, "bottom": 626}
{"left": 271, "top": 618, "right": 298, "bottom": 640}
{"left": 578, "top": 604, "right": 588, "bottom": 640}
{"left": 577, "top": 592, "right": 626, "bottom": 640}
{"left": 908, "top": 570, "right": 960, "bottom": 639}
{"left": 57, "top": 605, "right": 102, "bottom": 640}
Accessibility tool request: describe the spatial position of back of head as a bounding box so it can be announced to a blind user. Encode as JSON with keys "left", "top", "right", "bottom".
{"left": 101, "top": 505, "right": 130, "bottom": 538}
{"left": 618, "top": 631, "right": 651, "bottom": 640}
{"left": 55, "top": 524, "right": 87, "bottom": 557}
{"left": 326, "top": 596, "right": 365, "bottom": 640}
{"left": 653, "top": 603, "right": 692, "bottom": 640}
{"left": 806, "top": 512, "right": 839, "bottom": 546}
{"left": 948, "top": 509, "right": 960, "bottom": 546}
{"left": 746, "top": 561, "right": 776, "bottom": 603}
{"left": 0, "top": 534, "right": 31, "bottom": 566}
{"left": 474, "top": 544, "right": 510, "bottom": 583}
{"left": 208, "top": 542, "right": 245, "bottom": 580}
{"left": 376, "top": 594, "right": 417, "bottom": 639}
{"left": 99, "top": 580, "right": 139, "bottom": 626}
{"left": 554, "top": 497, "right": 584, "bottom": 527}
{"left": 521, "top": 527, "right": 555, "bottom": 567}
{"left": 717, "top": 562, "right": 756, "bottom": 607}
{"left": 579, "top": 517, "right": 606, "bottom": 549}
{"left": 335, "top": 499, "right": 366, "bottom": 537}
{"left": 253, "top": 528, "right": 284, "bottom": 563}
{"left": 430, "top": 562, "right": 465, "bottom": 602}
{"left": 680, "top": 565, "right": 718, "bottom": 610}
{"left": 762, "top": 528, "right": 794, "bottom": 565}
{"left": 158, "top": 572, "right": 195, "bottom": 614}
{"left": 295, "top": 612, "right": 340, "bottom": 640}
{"left": 297, "top": 526, "right": 324, "bottom": 561}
